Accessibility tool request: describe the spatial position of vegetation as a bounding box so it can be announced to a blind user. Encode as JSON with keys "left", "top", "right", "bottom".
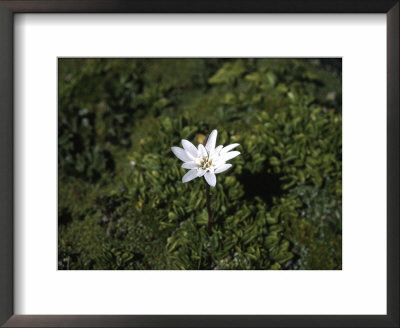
{"left": 58, "top": 58, "right": 342, "bottom": 270}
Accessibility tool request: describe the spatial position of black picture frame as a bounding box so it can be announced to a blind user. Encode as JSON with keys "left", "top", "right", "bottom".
{"left": 0, "top": 1, "right": 398, "bottom": 327}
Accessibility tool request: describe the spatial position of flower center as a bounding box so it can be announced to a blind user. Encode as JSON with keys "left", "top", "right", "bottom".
{"left": 199, "top": 156, "right": 213, "bottom": 170}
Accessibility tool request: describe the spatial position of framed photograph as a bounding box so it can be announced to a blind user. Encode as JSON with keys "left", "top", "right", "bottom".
{"left": 0, "top": 1, "right": 398, "bottom": 327}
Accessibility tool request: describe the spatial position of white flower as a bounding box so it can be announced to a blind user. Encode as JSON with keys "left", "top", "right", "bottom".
{"left": 171, "top": 129, "right": 240, "bottom": 187}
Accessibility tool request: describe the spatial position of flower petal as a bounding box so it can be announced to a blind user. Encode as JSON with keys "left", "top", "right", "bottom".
{"left": 198, "top": 144, "right": 208, "bottom": 157}
{"left": 171, "top": 146, "right": 192, "bottom": 162}
{"left": 219, "top": 151, "right": 240, "bottom": 162}
{"left": 181, "top": 139, "right": 198, "bottom": 158}
{"left": 204, "top": 172, "right": 216, "bottom": 187}
{"left": 182, "top": 169, "right": 198, "bottom": 183}
{"left": 220, "top": 143, "right": 239, "bottom": 155}
{"left": 182, "top": 162, "right": 198, "bottom": 169}
{"left": 214, "top": 164, "right": 232, "bottom": 174}
{"left": 197, "top": 169, "right": 206, "bottom": 177}
{"left": 205, "top": 129, "right": 217, "bottom": 154}
{"left": 214, "top": 145, "right": 223, "bottom": 154}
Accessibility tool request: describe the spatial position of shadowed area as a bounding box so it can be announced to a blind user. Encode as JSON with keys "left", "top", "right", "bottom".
{"left": 239, "top": 169, "right": 283, "bottom": 205}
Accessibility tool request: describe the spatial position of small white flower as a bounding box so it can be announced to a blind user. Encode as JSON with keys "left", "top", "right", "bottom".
{"left": 171, "top": 129, "right": 240, "bottom": 187}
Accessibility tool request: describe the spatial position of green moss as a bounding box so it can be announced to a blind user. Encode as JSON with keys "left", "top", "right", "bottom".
{"left": 58, "top": 58, "right": 342, "bottom": 270}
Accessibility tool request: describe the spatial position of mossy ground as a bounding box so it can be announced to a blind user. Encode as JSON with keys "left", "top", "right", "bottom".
{"left": 58, "top": 58, "right": 342, "bottom": 270}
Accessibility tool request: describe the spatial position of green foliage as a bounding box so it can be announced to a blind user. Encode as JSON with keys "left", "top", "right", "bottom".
{"left": 58, "top": 58, "right": 342, "bottom": 270}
